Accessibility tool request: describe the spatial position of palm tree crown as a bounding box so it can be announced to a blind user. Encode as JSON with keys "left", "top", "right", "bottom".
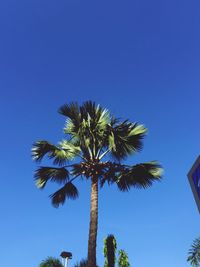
{"left": 32, "top": 101, "right": 162, "bottom": 267}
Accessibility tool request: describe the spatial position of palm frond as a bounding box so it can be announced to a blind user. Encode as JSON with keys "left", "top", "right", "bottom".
{"left": 99, "top": 162, "right": 122, "bottom": 187}
{"left": 80, "top": 101, "right": 110, "bottom": 127}
{"left": 187, "top": 237, "right": 200, "bottom": 267}
{"left": 58, "top": 102, "right": 80, "bottom": 120}
{"left": 71, "top": 163, "right": 85, "bottom": 177}
{"left": 61, "top": 101, "right": 111, "bottom": 159}
{"left": 34, "top": 167, "right": 70, "bottom": 189}
{"left": 59, "top": 102, "right": 81, "bottom": 136}
{"left": 32, "top": 140, "right": 75, "bottom": 165}
{"left": 106, "top": 121, "right": 147, "bottom": 160}
{"left": 79, "top": 101, "right": 110, "bottom": 142}
{"left": 80, "top": 101, "right": 96, "bottom": 119}
{"left": 50, "top": 182, "right": 79, "bottom": 207}
{"left": 59, "top": 140, "right": 81, "bottom": 157}
{"left": 116, "top": 162, "right": 162, "bottom": 191}
{"left": 64, "top": 118, "right": 76, "bottom": 135}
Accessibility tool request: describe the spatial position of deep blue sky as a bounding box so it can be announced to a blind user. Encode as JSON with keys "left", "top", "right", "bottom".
{"left": 1, "top": 0, "right": 200, "bottom": 266}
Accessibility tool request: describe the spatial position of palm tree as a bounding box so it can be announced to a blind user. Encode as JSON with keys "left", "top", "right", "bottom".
{"left": 39, "top": 257, "right": 63, "bottom": 267}
{"left": 187, "top": 237, "right": 200, "bottom": 267}
{"left": 32, "top": 101, "right": 162, "bottom": 267}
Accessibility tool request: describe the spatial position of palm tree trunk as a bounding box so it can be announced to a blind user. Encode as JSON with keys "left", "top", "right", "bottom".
{"left": 87, "top": 177, "right": 98, "bottom": 267}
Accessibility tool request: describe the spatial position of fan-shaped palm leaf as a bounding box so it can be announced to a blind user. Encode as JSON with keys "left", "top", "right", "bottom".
{"left": 106, "top": 121, "right": 147, "bottom": 160}
{"left": 32, "top": 140, "right": 79, "bottom": 165}
{"left": 50, "top": 182, "right": 79, "bottom": 208}
{"left": 188, "top": 237, "right": 200, "bottom": 267}
{"left": 58, "top": 102, "right": 80, "bottom": 129}
{"left": 34, "top": 167, "right": 70, "bottom": 189}
{"left": 116, "top": 161, "right": 162, "bottom": 191}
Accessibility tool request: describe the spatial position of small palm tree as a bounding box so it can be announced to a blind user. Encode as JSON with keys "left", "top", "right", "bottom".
{"left": 32, "top": 101, "right": 162, "bottom": 267}
{"left": 39, "top": 257, "right": 63, "bottom": 267}
{"left": 187, "top": 237, "right": 200, "bottom": 267}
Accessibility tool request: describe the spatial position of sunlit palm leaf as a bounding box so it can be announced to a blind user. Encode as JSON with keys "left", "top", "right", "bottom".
{"left": 64, "top": 118, "right": 76, "bottom": 135}
{"left": 34, "top": 167, "right": 69, "bottom": 189}
{"left": 50, "top": 182, "right": 79, "bottom": 207}
{"left": 116, "top": 162, "right": 162, "bottom": 191}
{"left": 59, "top": 140, "right": 81, "bottom": 157}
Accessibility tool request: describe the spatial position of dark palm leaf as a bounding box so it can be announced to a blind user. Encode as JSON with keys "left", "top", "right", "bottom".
{"left": 34, "top": 167, "right": 70, "bottom": 189}
{"left": 80, "top": 101, "right": 96, "bottom": 120}
{"left": 116, "top": 162, "right": 162, "bottom": 191}
{"left": 99, "top": 162, "right": 122, "bottom": 187}
{"left": 58, "top": 102, "right": 81, "bottom": 134}
{"left": 58, "top": 102, "right": 80, "bottom": 120}
{"left": 50, "top": 182, "right": 79, "bottom": 207}
{"left": 71, "top": 163, "right": 85, "bottom": 177}
{"left": 107, "top": 121, "right": 147, "bottom": 160}
{"left": 32, "top": 141, "right": 57, "bottom": 162}
{"left": 187, "top": 237, "right": 200, "bottom": 267}
{"left": 80, "top": 101, "right": 110, "bottom": 137}
{"left": 32, "top": 140, "right": 76, "bottom": 165}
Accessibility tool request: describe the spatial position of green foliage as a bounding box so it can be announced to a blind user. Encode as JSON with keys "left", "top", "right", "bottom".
{"left": 118, "top": 250, "right": 130, "bottom": 267}
{"left": 187, "top": 237, "right": 200, "bottom": 267}
{"left": 104, "top": 235, "right": 117, "bottom": 267}
{"left": 39, "top": 257, "right": 63, "bottom": 267}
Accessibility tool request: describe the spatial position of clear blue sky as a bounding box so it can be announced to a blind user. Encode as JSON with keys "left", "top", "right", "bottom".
{"left": 0, "top": 0, "right": 200, "bottom": 266}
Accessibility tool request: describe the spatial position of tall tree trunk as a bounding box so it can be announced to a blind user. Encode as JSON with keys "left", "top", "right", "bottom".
{"left": 87, "top": 177, "right": 98, "bottom": 267}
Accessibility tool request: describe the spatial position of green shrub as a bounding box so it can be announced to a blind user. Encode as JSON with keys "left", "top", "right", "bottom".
{"left": 118, "top": 250, "right": 130, "bottom": 267}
